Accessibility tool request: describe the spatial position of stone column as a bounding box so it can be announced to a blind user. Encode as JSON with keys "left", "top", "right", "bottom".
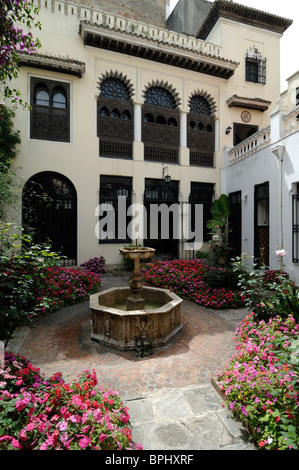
{"left": 179, "top": 109, "right": 189, "bottom": 166}
{"left": 133, "top": 101, "right": 144, "bottom": 161}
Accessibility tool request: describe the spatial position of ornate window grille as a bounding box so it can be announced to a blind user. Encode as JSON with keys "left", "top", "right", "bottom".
{"left": 144, "top": 86, "right": 177, "bottom": 109}
{"left": 22, "top": 172, "right": 77, "bottom": 265}
{"left": 142, "top": 84, "right": 180, "bottom": 163}
{"left": 188, "top": 94, "right": 215, "bottom": 167}
{"left": 245, "top": 48, "right": 266, "bottom": 85}
{"left": 97, "top": 74, "right": 134, "bottom": 159}
{"left": 30, "top": 78, "right": 70, "bottom": 142}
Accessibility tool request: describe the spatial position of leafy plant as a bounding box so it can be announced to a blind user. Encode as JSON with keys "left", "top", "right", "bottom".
{"left": 232, "top": 253, "right": 299, "bottom": 322}
{"left": 0, "top": 106, "right": 22, "bottom": 220}
{"left": 0, "top": 352, "right": 143, "bottom": 450}
{"left": 217, "top": 314, "right": 299, "bottom": 450}
{"left": 206, "top": 194, "right": 231, "bottom": 231}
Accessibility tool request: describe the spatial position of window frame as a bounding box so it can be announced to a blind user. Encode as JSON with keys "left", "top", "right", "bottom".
{"left": 98, "top": 176, "right": 133, "bottom": 244}
{"left": 245, "top": 49, "right": 266, "bottom": 85}
{"left": 30, "top": 76, "right": 71, "bottom": 143}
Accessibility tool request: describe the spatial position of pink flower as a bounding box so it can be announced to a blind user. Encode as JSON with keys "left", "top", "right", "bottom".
{"left": 39, "top": 442, "right": 48, "bottom": 450}
{"left": 79, "top": 436, "right": 91, "bottom": 449}
{"left": 11, "top": 438, "right": 22, "bottom": 449}
{"left": 26, "top": 422, "right": 35, "bottom": 431}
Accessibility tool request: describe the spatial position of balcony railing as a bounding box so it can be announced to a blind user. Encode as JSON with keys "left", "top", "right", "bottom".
{"left": 227, "top": 126, "right": 271, "bottom": 165}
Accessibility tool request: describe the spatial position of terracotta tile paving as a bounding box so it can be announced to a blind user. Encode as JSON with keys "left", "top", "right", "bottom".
{"left": 16, "top": 291, "right": 246, "bottom": 398}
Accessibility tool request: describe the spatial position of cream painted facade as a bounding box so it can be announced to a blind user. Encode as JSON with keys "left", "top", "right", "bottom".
{"left": 222, "top": 71, "right": 299, "bottom": 284}
{"left": 8, "top": 0, "right": 291, "bottom": 265}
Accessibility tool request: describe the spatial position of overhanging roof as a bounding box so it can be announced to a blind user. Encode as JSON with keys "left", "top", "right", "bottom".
{"left": 80, "top": 20, "right": 239, "bottom": 80}
{"left": 227, "top": 94, "right": 272, "bottom": 112}
{"left": 18, "top": 52, "right": 86, "bottom": 78}
{"left": 197, "top": 1, "right": 293, "bottom": 39}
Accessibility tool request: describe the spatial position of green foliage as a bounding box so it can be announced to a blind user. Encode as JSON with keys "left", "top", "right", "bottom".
{"left": 206, "top": 194, "right": 231, "bottom": 231}
{"left": 0, "top": 105, "right": 21, "bottom": 220}
{"left": 217, "top": 314, "right": 299, "bottom": 450}
{"left": 202, "top": 265, "right": 241, "bottom": 290}
{"left": 1, "top": 1, "right": 41, "bottom": 107}
{"left": 0, "top": 226, "right": 62, "bottom": 346}
{"left": 232, "top": 253, "right": 299, "bottom": 322}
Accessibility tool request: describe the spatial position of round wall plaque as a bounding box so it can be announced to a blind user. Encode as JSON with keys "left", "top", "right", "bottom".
{"left": 241, "top": 111, "right": 251, "bottom": 123}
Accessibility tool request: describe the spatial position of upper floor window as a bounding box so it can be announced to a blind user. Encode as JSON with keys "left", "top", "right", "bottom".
{"left": 187, "top": 92, "right": 216, "bottom": 167}
{"left": 142, "top": 82, "right": 180, "bottom": 164}
{"left": 144, "top": 86, "right": 177, "bottom": 109}
{"left": 245, "top": 48, "right": 266, "bottom": 85}
{"left": 30, "top": 78, "right": 70, "bottom": 142}
{"left": 97, "top": 72, "right": 134, "bottom": 159}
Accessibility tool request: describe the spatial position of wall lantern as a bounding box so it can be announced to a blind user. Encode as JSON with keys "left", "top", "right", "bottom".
{"left": 162, "top": 165, "right": 171, "bottom": 184}
{"left": 225, "top": 126, "right": 232, "bottom": 135}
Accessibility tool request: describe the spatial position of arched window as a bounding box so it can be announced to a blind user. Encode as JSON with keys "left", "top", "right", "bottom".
{"left": 34, "top": 84, "right": 50, "bottom": 106}
{"left": 142, "top": 82, "right": 180, "bottom": 163}
{"left": 189, "top": 95, "right": 212, "bottom": 116}
{"left": 53, "top": 86, "right": 67, "bottom": 108}
{"left": 144, "top": 86, "right": 177, "bottom": 109}
{"left": 100, "top": 77, "right": 132, "bottom": 101}
{"left": 188, "top": 92, "right": 216, "bottom": 167}
{"left": 97, "top": 72, "right": 134, "bottom": 159}
{"left": 22, "top": 172, "right": 77, "bottom": 265}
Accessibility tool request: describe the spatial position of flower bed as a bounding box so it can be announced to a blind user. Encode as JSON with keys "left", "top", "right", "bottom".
{"left": 217, "top": 314, "right": 299, "bottom": 450}
{"left": 0, "top": 352, "right": 142, "bottom": 450}
{"left": 0, "top": 260, "right": 102, "bottom": 344}
{"left": 140, "top": 259, "right": 244, "bottom": 309}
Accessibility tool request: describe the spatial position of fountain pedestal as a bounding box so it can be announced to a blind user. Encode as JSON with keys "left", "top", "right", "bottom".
{"left": 119, "top": 246, "right": 155, "bottom": 311}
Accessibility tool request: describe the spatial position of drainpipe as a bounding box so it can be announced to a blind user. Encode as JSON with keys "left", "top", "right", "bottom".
{"left": 271, "top": 145, "right": 285, "bottom": 250}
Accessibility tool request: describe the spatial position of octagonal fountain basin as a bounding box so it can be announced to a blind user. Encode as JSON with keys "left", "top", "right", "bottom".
{"left": 90, "top": 286, "right": 183, "bottom": 351}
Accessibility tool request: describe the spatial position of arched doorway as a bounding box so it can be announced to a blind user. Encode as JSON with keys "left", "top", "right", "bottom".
{"left": 22, "top": 172, "right": 77, "bottom": 265}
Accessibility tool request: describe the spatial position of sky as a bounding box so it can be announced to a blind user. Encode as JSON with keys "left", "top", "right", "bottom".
{"left": 169, "top": 0, "right": 299, "bottom": 92}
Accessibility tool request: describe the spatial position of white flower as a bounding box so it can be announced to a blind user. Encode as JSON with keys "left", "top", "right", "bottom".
{"left": 276, "top": 249, "right": 286, "bottom": 257}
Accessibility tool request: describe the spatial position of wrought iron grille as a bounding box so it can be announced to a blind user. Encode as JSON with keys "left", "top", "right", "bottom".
{"left": 22, "top": 172, "right": 77, "bottom": 265}
{"left": 245, "top": 49, "right": 266, "bottom": 85}
{"left": 100, "top": 141, "right": 132, "bottom": 159}
{"left": 100, "top": 77, "right": 132, "bottom": 101}
{"left": 144, "top": 146, "right": 178, "bottom": 163}
{"left": 144, "top": 86, "right": 177, "bottom": 109}
{"left": 190, "top": 152, "right": 214, "bottom": 167}
{"left": 99, "top": 176, "right": 132, "bottom": 243}
{"left": 189, "top": 95, "right": 212, "bottom": 115}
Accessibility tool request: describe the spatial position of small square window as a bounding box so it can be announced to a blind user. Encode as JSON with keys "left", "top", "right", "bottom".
{"left": 245, "top": 48, "right": 266, "bottom": 85}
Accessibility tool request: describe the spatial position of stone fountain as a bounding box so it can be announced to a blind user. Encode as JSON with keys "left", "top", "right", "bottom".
{"left": 90, "top": 246, "right": 183, "bottom": 352}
